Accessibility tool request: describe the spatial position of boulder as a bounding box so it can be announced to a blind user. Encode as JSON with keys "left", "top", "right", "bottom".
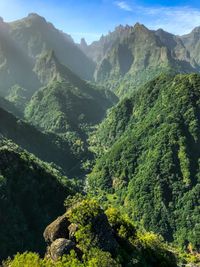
{"left": 43, "top": 214, "right": 70, "bottom": 244}
{"left": 68, "top": 223, "right": 78, "bottom": 241}
{"left": 48, "top": 238, "right": 75, "bottom": 260}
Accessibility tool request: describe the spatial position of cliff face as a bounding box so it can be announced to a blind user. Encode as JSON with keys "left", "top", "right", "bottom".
{"left": 83, "top": 24, "right": 200, "bottom": 98}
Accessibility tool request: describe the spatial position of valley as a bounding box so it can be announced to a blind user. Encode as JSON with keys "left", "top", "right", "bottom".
{"left": 0, "top": 13, "right": 199, "bottom": 267}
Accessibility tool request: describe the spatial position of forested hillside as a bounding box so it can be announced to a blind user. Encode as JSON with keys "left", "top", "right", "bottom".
{"left": 0, "top": 103, "right": 90, "bottom": 176}
{"left": 0, "top": 139, "right": 75, "bottom": 260}
{"left": 0, "top": 13, "right": 199, "bottom": 267}
{"left": 25, "top": 50, "right": 117, "bottom": 137}
{"left": 88, "top": 74, "right": 200, "bottom": 250}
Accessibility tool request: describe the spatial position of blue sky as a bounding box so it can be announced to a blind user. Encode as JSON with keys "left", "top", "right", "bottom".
{"left": 1, "top": 0, "right": 200, "bottom": 43}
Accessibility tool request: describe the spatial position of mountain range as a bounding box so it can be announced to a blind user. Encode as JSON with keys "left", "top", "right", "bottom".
{"left": 0, "top": 13, "right": 199, "bottom": 266}
{"left": 80, "top": 23, "right": 200, "bottom": 97}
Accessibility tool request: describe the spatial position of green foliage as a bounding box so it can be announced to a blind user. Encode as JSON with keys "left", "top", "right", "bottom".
{"left": 25, "top": 76, "right": 116, "bottom": 138}
{"left": 86, "top": 248, "right": 121, "bottom": 267}
{"left": 0, "top": 103, "right": 88, "bottom": 176}
{"left": 0, "top": 139, "right": 75, "bottom": 261}
{"left": 3, "top": 249, "right": 121, "bottom": 267}
{"left": 88, "top": 73, "right": 200, "bottom": 250}
{"left": 3, "top": 199, "right": 181, "bottom": 267}
{"left": 6, "top": 85, "right": 28, "bottom": 111}
{"left": 67, "top": 199, "right": 102, "bottom": 226}
{"left": 106, "top": 207, "right": 136, "bottom": 240}
{"left": 3, "top": 252, "right": 49, "bottom": 267}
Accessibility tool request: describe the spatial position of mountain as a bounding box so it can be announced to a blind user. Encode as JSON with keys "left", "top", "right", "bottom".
{"left": 9, "top": 13, "right": 95, "bottom": 80}
{"left": 0, "top": 14, "right": 118, "bottom": 175}
{"left": 82, "top": 24, "right": 198, "bottom": 98}
{"left": 25, "top": 50, "right": 117, "bottom": 139}
{"left": 181, "top": 26, "right": 200, "bottom": 67}
{"left": 0, "top": 95, "right": 22, "bottom": 118}
{"left": 0, "top": 103, "right": 87, "bottom": 176}
{"left": 0, "top": 17, "right": 41, "bottom": 99}
{"left": 0, "top": 14, "right": 97, "bottom": 111}
{"left": 88, "top": 73, "right": 200, "bottom": 251}
{"left": 79, "top": 25, "right": 134, "bottom": 63}
{"left": 1, "top": 14, "right": 200, "bottom": 265}
{"left": 0, "top": 138, "right": 75, "bottom": 260}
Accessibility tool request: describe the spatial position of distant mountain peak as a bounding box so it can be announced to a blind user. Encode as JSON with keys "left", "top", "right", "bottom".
{"left": 27, "top": 13, "right": 46, "bottom": 23}
{"left": 27, "top": 12, "right": 43, "bottom": 18}
{"left": 191, "top": 26, "right": 200, "bottom": 34}
{"left": 0, "top": 16, "right": 7, "bottom": 29}
{"left": 156, "top": 28, "right": 165, "bottom": 33}
{"left": 133, "top": 22, "right": 148, "bottom": 31}
{"left": 114, "top": 24, "right": 133, "bottom": 33}
{"left": 80, "top": 38, "right": 88, "bottom": 48}
{"left": 115, "top": 24, "right": 125, "bottom": 31}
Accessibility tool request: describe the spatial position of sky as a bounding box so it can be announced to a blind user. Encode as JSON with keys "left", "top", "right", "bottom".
{"left": 1, "top": 0, "right": 200, "bottom": 44}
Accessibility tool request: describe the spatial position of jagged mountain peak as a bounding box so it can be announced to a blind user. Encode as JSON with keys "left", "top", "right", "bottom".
{"left": 7, "top": 13, "right": 95, "bottom": 80}
{"left": 80, "top": 37, "right": 87, "bottom": 46}
{"left": 133, "top": 22, "right": 149, "bottom": 32}
{"left": 191, "top": 26, "right": 200, "bottom": 34}
{"left": 80, "top": 37, "right": 88, "bottom": 49}
{"left": 27, "top": 12, "right": 47, "bottom": 23}
{"left": 11, "top": 13, "right": 47, "bottom": 27}
{"left": 0, "top": 16, "right": 9, "bottom": 31}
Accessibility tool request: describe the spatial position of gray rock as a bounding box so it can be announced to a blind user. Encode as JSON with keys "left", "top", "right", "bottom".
{"left": 43, "top": 214, "right": 70, "bottom": 244}
{"left": 49, "top": 238, "right": 75, "bottom": 261}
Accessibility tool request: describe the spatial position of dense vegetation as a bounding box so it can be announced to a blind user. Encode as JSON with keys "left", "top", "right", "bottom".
{"left": 0, "top": 105, "right": 88, "bottom": 176}
{"left": 88, "top": 74, "right": 200, "bottom": 250}
{"left": 4, "top": 197, "right": 190, "bottom": 267}
{"left": 25, "top": 50, "right": 117, "bottom": 138}
{"left": 0, "top": 14, "right": 199, "bottom": 266}
{"left": 0, "top": 139, "right": 75, "bottom": 260}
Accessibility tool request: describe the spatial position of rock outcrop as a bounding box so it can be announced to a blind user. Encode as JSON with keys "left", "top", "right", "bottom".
{"left": 43, "top": 214, "right": 70, "bottom": 244}
{"left": 47, "top": 238, "right": 75, "bottom": 260}
{"left": 44, "top": 213, "right": 79, "bottom": 260}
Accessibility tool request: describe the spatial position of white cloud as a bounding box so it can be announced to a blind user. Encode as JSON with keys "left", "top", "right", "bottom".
{"left": 115, "top": 1, "right": 132, "bottom": 12}
{"left": 141, "top": 6, "right": 200, "bottom": 35}
{"left": 114, "top": 2, "right": 200, "bottom": 35}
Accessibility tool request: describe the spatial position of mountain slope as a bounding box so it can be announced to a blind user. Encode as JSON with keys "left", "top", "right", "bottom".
{"left": 79, "top": 25, "right": 133, "bottom": 62}
{"left": 0, "top": 96, "right": 22, "bottom": 118}
{"left": 9, "top": 13, "right": 95, "bottom": 80}
{"left": 181, "top": 26, "right": 200, "bottom": 67}
{"left": 88, "top": 73, "right": 200, "bottom": 250}
{"left": 83, "top": 24, "right": 198, "bottom": 98}
{"left": 0, "top": 18, "right": 41, "bottom": 98}
{"left": 0, "top": 139, "right": 75, "bottom": 260}
{"left": 25, "top": 50, "right": 117, "bottom": 138}
{"left": 0, "top": 104, "right": 86, "bottom": 176}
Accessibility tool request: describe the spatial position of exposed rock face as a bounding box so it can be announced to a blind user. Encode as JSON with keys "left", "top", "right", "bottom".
{"left": 44, "top": 213, "right": 79, "bottom": 260}
{"left": 43, "top": 214, "right": 70, "bottom": 244}
{"left": 43, "top": 208, "right": 119, "bottom": 261}
{"left": 48, "top": 238, "right": 75, "bottom": 261}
